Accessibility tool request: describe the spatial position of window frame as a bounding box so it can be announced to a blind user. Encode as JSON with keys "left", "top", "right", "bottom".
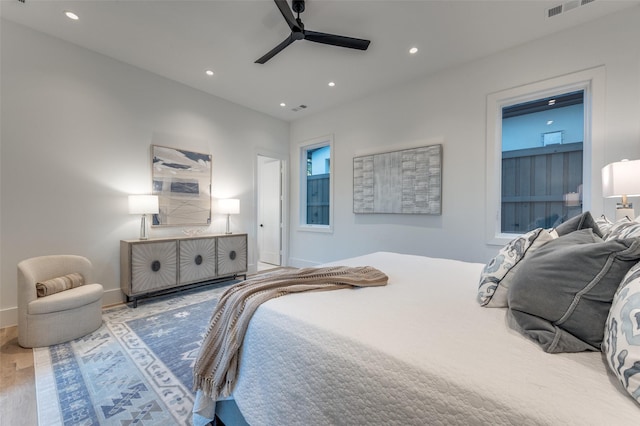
{"left": 298, "top": 135, "right": 334, "bottom": 233}
{"left": 485, "top": 67, "right": 605, "bottom": 246}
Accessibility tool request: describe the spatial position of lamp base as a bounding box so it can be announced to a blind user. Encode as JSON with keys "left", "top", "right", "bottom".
{"left": 140, "top": 214, "right": 149, "bottom": 240}
{"left": 615, "top": 203, "right": 634, "bottom": 221}
{"left": 225, "top": 214, "right": 232, "bottom": 234}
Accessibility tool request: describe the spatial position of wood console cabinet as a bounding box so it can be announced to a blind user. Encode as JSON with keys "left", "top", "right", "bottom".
{"left": 120, "top": 234, "right": 247, "bottom": 306}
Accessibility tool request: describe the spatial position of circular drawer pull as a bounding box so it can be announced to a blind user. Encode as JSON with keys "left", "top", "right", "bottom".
{"left": 229, "top": 250, "right": 237, "bottom": 260}
{"left": 151, "top": 260, "right": 161, "bottom": 272}
{"left": 195, "top": 254, "right": 203, "bottom": 265}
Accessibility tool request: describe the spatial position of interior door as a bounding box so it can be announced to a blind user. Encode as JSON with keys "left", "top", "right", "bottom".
{"left": 258, "top": 156, "right": 281, "bottom": 266}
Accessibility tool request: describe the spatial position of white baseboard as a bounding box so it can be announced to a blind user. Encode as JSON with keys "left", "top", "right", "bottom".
{"left": 0, "top": 288, "right": 127, "bottom": 329}
{"left": 103, "top": 287, "right": 125, "bottom": 307}
{"left": 287, "top": 257, "right": 322, "bottom": 268}
{"left": 0, "top": 307, "right": 17, "bottom": 329}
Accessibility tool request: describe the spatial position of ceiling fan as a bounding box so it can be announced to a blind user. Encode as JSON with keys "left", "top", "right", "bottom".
{"left": 255, "top": 0, "right": 371, "bottom": 64}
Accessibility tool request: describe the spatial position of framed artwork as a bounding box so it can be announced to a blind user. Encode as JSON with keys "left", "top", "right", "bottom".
{"left": 151, "top": 145, "right": 212, "bottom": 226}
{"left": 353, "top": 144, "right": 442, "bottom": 215}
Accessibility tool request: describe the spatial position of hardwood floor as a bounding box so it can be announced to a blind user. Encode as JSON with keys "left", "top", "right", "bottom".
{"left": 0, "top": 326, "right": 37, "bottom": 425}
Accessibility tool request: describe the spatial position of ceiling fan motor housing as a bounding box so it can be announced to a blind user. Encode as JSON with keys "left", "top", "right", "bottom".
{"left": 292, "top": 0, "right": 306, "bottom": 14}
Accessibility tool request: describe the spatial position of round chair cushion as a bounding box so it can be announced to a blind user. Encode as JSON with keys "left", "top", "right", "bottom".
{"left": 27, "top": 283, "right": 104, "bottom": 315}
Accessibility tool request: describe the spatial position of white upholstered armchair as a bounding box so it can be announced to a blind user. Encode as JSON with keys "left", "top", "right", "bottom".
{"left": 17, "top": 255, "right": 104, "bottom": 348}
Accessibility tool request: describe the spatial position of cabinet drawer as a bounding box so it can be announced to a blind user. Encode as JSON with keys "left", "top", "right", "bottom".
{"left": 217, "top": 235, "right": 248, "bottom": 276}
{"left": 131, "top": 241, "right": 177, "bottom": 295}
{"left": 179, "top": 238, "right": 217, "bottom": 284}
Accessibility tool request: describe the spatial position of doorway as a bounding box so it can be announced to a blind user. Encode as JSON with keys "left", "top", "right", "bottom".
{"left": 257, "top": 155, "right": 283, "bottom": 271}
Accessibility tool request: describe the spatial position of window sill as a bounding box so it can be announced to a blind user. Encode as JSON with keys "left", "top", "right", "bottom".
{"left": 298, "top": 224, "right": 333, "bottom": 234}
{"left": 487, "top": 233, "right": 518, "bottom": 247}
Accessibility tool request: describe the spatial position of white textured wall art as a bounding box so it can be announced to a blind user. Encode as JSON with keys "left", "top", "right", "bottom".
{"left": 353, "top": 144, "right": 442, "bottom": 214}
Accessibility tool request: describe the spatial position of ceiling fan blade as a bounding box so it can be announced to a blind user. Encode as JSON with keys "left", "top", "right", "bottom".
{"left": 274, "top": 0, "right": 301, "bottom": 32}
{"left": 255, "top": 34, "right": 296, "bottom": 64}
{"left": 304, "top": 30, "right": 370, "bottom": 51}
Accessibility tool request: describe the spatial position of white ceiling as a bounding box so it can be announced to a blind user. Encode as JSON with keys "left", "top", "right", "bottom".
{"left": 2, "top": 0, "right": 638, "bottom": 121}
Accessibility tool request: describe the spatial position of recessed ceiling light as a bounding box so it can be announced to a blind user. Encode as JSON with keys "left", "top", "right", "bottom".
{"left": 328, "top": 81, "right": 336, "bottom": 87}
{"left": 280, "top": 102, "right": 286, "bottom": 107}
{"left": 547, "top": 120, "right": 554, "bottom": 125}
{"left": 205, "top": 70, "right": 214, "bottom": 76}
{"left": 409, "top": 47, "right": 418, "bottom": 55}
{"left": 64, "top": 11, "right": 79, "bottom": 20}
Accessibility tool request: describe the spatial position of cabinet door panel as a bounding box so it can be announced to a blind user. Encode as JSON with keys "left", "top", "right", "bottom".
{"left": 180, "top": 238, "right": 217, "bottom": 284}
{"left": 131, "top": 241, "right": 177, "bottom": 294}
{"left": 217, "top": 235, "right": 247, "bottom": 276}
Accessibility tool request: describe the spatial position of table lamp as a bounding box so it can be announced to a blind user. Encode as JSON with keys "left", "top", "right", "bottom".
{"left": 128, "top": 195, "right": 159, "bottom": 240}
{"left": 602, "top": 159, "right": 640, "bottom": 221}
{"left": 218, "top": 198, "right": 240, "bottom": 234}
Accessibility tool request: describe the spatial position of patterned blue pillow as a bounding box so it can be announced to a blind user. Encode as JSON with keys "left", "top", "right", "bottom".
{"left": 477, "top": 228, "right": 556, "bottom": 307}
{"left": 603, "top": 261, "right": 640, "bottom": 404}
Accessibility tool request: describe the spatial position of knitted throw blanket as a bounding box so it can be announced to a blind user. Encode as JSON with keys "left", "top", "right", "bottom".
{"left": 192, "top": 265, "right": 388, "bottom": 399}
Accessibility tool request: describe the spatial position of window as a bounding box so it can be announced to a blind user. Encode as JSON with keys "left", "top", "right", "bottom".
{"left": 501, "top": 90, "right": 584, "bottom": 233}
{"left": 299, "top": 135, "right": 333, "bottom": 231}
{"left": 485, "top": 67, "right": 605, "bottom": 245}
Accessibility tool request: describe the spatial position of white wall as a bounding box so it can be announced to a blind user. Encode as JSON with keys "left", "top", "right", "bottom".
{"left": 0, "top": 20, "right": 289, "bottom": 326}
{"left": 288, "top": 6, "right": 640, "bottom": 267}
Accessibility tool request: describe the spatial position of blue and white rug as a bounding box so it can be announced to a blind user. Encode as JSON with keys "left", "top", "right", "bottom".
{"left": 34, "top": 282, "right": 233, "bottom": 425}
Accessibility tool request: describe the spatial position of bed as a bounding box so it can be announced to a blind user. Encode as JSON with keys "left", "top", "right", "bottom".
{"left": 194, "top": 251, "right": 640, "bottom": 425}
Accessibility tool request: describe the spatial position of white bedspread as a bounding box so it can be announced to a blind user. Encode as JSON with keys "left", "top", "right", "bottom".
{"left": 219, "top": 252, "right": 640, "bottom": 424}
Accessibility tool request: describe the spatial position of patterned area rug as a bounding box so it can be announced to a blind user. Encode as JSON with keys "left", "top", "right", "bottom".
{"left": 34, "top": 282, "right": 234, "bottom": 425}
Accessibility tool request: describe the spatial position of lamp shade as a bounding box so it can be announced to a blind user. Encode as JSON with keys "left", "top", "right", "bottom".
{"left": 128, "top": 195, "right": 159, "bottom": 214}
{"left": 218, "top": 198, "right": 240, "bottom": 215}
{"left": 602, "top": 159, "right": 640, "bottom": 198}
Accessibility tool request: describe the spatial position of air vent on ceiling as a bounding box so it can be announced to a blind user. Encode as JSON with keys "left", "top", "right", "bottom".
{"left": 546, "top": 0, "right": 596, "bottom": 18}
{"left": 291, "top": 105, "right": 308, "bottom": 112}
{"left": 547, "top": 4, "right": 563, "bottom": 17}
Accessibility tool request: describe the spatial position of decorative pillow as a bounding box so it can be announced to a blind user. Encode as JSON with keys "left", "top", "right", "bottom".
{"left": 507, "top": 229, "right": 640, "bottom": 353}
{"left": 603, "top": 262, "right": 640, "bottom": 405}
{"left": 595, "top": 214, "right": 614, "bottom": 236}
{"left": 605, "top": 219, "right": 640, "bottom": 241}
{"left": 477, "top": 228, "right": 556, "bottom": 308}
{"left": 36, "top": 272, "right": 85, "bottom": 297}
{"left": 554, "top": 211, "right": 603, "bottom": 238}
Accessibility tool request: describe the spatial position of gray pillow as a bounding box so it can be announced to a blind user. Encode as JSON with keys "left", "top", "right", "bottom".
{"left": 507, "top": 228, "right": 640, "bottom": 353}
{"left": 554, "top": 211, "right": 603, "bottom": 238}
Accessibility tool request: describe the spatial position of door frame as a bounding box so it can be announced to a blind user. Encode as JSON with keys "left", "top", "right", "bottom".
{"left": 254, "top": 150, "right": 288, "bottom": 270}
